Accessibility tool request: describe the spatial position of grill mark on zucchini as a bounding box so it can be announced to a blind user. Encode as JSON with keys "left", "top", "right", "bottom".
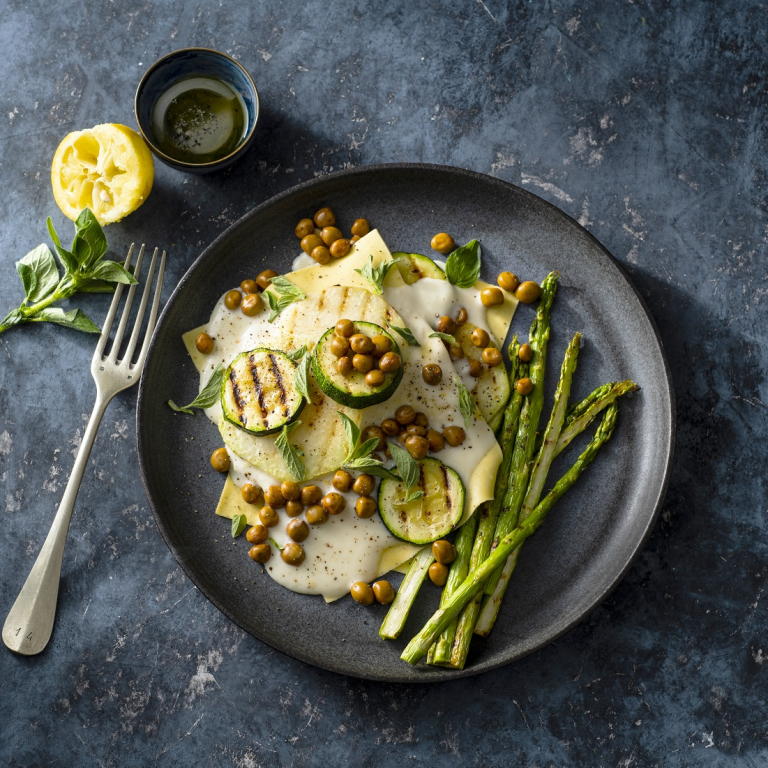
{"left": 440, "top": 463, "right": 452, "bottom": 517}
{"left": 249, "top": 354, "right": 269, "bottom": 422}
{"left": 268, "top": 353, "right": 289, "bottom": 416}
{"left": 229, "top": 369, "right": 248, "bottom": 425}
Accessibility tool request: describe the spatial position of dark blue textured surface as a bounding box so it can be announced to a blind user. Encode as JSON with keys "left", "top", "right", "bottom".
{"left": 0, "top": 1, "right": 766, "bottom": 765}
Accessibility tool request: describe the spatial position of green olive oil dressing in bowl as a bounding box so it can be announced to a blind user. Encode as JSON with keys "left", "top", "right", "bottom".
{"left": 149, "top": 75, "right": 247, "bottom": 164}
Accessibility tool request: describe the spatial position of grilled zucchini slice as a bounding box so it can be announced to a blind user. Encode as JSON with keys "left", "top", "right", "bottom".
{"left": 392, "top": 252, "right": 447, "bottom": 285}
{"left": 221, "top": 348, "right": 304, "bottom": 435}
{"left": 312, "top": 321, "right": 403, "bottom": 408}
{"left": 378, "top": 458, "right": 465, "bottom": 545}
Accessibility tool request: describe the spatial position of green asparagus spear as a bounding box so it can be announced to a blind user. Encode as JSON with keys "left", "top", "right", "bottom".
{"left": 400, "top": 403, "right": 619, "bottom": 665}
{"left": 379, "top": 546, "right": 434, "bottom": 640}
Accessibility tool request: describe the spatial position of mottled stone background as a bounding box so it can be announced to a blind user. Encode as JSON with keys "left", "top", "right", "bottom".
{"left": 1, "top": 0, "right": 766, "bottom": 765}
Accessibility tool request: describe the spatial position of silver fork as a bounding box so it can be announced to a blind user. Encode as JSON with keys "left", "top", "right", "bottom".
{"left": 2, "top": 244, "right": 166, "bottom": 656}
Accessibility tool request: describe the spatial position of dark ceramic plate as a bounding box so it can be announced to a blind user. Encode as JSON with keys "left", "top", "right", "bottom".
{"left": 137, "top": 164, "right": 675, "bottom": 682}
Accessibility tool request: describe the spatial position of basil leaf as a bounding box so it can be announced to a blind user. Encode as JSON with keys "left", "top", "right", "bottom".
{"left": 76, "top": 278, "right": 117, "bottom": 294}
{"left": 354, "top": 255, "right": 395, "bottom": 295}
{"left": 293, "top": 354, "right": 313, "bottom": 404}
{"left": 275, "top": 421, "right": 305, "bottom": 481}
{"left": 445, "top": 240, "right": 481, "bottom": 288}
{"left": 72, "top": 208, "right": 108, "bottom": 269}
{"left": 265, "top": 291, "right": 303, "bottom": 323}
{"left": 168, "top": 364, "right": 224, "bottom": 414}
{"left": 343, "top": 457, "right": 400, "bottom": 481}
{"left": 428, "top": 331, "right": 458, "bottom": 346}
{"left": 268, "top": 537, "right": 281, "bottom": 550}
{"left": 337, "top": 412, "right": 361, "bottom": 458}
{"left": 387, "top": 441, "right": 420, "bottom": 490}
{"left": 16, "top": 263, "right": 36, "bottom": 301}
{"left": 17, "top": 244, "right": 60, "bottom": 303}
{"left": 231, "top": 514, "right": 248, "bottom": 538}
{"left": 349, "top": 437, "right": 380, "bottom": 461}
{"left": 456, "top": 376, "right": 475, "bottom": 429}
{"left": 269, "top": 276, "right": 305, "bottom": 300}
{"left": 87, "top": 260, "right": 138, "bottom": 285}
{"left": 394, "top": 489, "right": 425, "bottom": 506}
{"left": 389, "top": 325, "right": 420, "bottom": 347}
{"left": 35, "top": 307, "right": 100, "bottom": 333}
{"left": 1, "top": 309, "right": 24, "bottom": 329}
{"left": 286, "top": 345, "right": 308, "bottom": 362}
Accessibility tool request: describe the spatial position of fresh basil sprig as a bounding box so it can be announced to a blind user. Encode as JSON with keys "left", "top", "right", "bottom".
{"left": 387, "top": 441, "right": 425, "bottom": 503}
{"left": 354, "top": 255, "right": 396, "bottom": 295}
{"left": 445, "top": 240, "right": 481, "bottom": 288}
{"left": 286, "top": 345, "right": 308, "bottom": 362}
{"left": 231, "top": 514, "right": 248, "bottom": 538}
{"left": 168, "top": 364, "right": 224, "bottom": 414}
{"left": 429, "top": 331, "right": 458, "bottom": 346}
{"left": 265, "top": 276, "right": 306, "bottom": 322}
{"left": 0, "top": 208, "right": 137, "bottom": 335}
{"left": 293, "top": 352, "right": 313, "bottom": 404}
{"left": 275, "top": 421, "right": 306, "bottom": 481}
{"left": 389, "top": 325, "right": 420, "bottom": 347}
{"left": 338, "top": 412, "right": 399, "bottom": 480}
{"left": 456, "top": 376, "right": 475, "bottom": 429}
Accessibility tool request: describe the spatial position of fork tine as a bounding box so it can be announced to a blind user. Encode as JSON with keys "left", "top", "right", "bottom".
{"left": 94, "top": 244, "right": 134, "bottom": 360}
{"left": 107, "top": 244, "right": 146, "bottom": 361}
{"left": 134, "top": 251, "right": 166, "bottom": 370}
{"left": 123, "top": 248, "right": 159, "bottom": 364}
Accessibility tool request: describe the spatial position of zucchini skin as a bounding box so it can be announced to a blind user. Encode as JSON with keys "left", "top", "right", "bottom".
{"left": 221, "top": 348, "right": 305, "bottom": 436}
{"left": 392, "top": 252, "right": 446, "bottom": 285}
{"left": 311, "top": 321, "right": 403, "bottom": 409}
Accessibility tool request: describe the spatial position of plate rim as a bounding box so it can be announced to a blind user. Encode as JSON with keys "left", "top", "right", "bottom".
{"left": 136, "top": 162, "right": 676, "bottom": 682}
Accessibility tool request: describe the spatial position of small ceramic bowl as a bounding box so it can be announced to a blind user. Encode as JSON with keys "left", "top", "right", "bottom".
{"left": 135, "top": 48, "right": 259, "bottom": 174}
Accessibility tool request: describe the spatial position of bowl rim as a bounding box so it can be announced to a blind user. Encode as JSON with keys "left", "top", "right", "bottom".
{"left": 134, "top": 46, "right": 260, "bottom": 169}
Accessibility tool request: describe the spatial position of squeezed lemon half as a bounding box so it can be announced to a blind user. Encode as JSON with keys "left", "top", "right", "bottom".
{"left": 51, "top": 123, "right": 154, "bottom": 225}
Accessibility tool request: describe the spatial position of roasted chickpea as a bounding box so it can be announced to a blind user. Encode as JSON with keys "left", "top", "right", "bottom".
{"left": 332, "top": 470, "right": 353, "bottom": 492}
{"left": 246, "top": 524, "right": 268, "bottom": 545}
{"left": 305, "top": 505, "right": 328, "bottom": 525}
{"left": 249, "top": 543, "right": 271, "bottom": 563}
{"left": 224, "top": 290, "right": 241, "bottom": 310}
{"left": 352, "top": 354, "right": 374, "bottom": 373}
{"left": 301, "top": 485, "right": 323, "bottom": 506}
{"left": 516, "top": 377, "right": 534, "bottom": 396}
{"left": 370, "top": 334, "right": 393, "bottom": 358}
{"left": 468, "top": 358, "right": 484, "bottom": 378}
{"left": 348, "top": 334, "right": 373, "bottom": 354}
{"left": 431, "top": 233, "right": 456, "bottom": 254}
{"left": 378, "top": 352, "right": 401, "bottom": 372}
{"left": 422, "top": 364, "right": 443, "bottom": 385}
{"left": 395, "top": 405, "right": 416, "bottom": 425}
{"left": 355, "top": 496, "right": 377, "bottom": 518}
{"left": 365, "top": 369, "right": 385, "bottom": 387}
{"left": 337, "top": 356, "right": 354, "bottom": 375}
{"left": 443, "top": 426, "right": 466, "bottom": 447}
{"left": 482, "top": 347, "right": 503, "bottom": 367}
{"left": 195, "top": 332, "right": 214, "bottom": 354}
{"left": 405, "top": 435, "right": 430, "bottom": 460}
{"left": 405, "top": 424, "right": 427, "bottom": 437}
{"left": 353, "top": 474, "right": 375, "bottom": 497}
{"left": 295, "top": 218, "right": 315, "bottom": 239}
{"left": 481, "top": 287, "right": 504, "bottom": 307}
{"left": 350, "top": 581, "right": 374, "bottom": 605}
{"left": 330, "top": 336, "right": 350, "bottom": 357}
{"left": 241, "top": 483, "right": 261, "bottom": 505}
{"left": 281, "top": 481, "right": 300, "bottom": 500}
{"left": 256, "top": 269, "right": 278, "bottom": 290}
{"left": 432, "top": 540, "right": 456, "bottom": 565}
{"left": 427, "top": 429, "right": 445, "bottom": 452}
{"left": 372, "top": 580, "right": 394, "bottom": 604}
{"left": 210, "top": 447, "right": 230, "bottom": 472}
{"left": 322, "top": 492, "right": 346, "bottom": 515}
{"left": 471, "top": 328, "right": 490, "bottom": 348}
{"left": 515, "top": 281, "right": 542, "bottom": 304}
{"left": 517, "top": 345, "right": 532, "bottom": 364}
{"left": 314, "top": 207, "right": 335, "bottom": 228}
{"left": 351, "top": 218, "right": 370, "bottom": 236}
{"left": 286, "top": 518, "right": 309, "bottom": 543}
{"left": 350, "top": 235, "right": 361, "bottom": 244}
{"left": 497, "top": 271, "right": 520, "bottom": 292}
{"left": 437, "top": 315, "right": 458, "bottom": 335}
{"left": 455, "top": 307, "right": 468, "bottom": 325}
{"left": 311, "top": 245, "right": 331, "bottom": 265}
{"left": 241, "top": 293, "right": 263, "bottom": 316}
{"left": 330, "top": 238, "right": 351, "bottom": 259}
{"left": 264, "top": 485, "right": 286, "bottom": 509}
{"left": 301, "top": 234, "right": 323, "bottom": 255}
{"left": 381, "top": 418, "right": 400, "bottom": 436}
{"left": 448, "top": 344, "right": 464, "bottom": 359}
{"left": 285, "top": 500, "right": 304, "bottom": 518}
{"left": 259, "top": 505, "right": 279, "bottom": 527}
{"left": 320, "top": 226, "right": 343, "bottom": 246}
{"left": 240, "top": 279, "right": 258, "bottom": 295}
{"left": 281, "top": 542, "right": 306, "bottom": 566}
{"left": 335, "top": 318, "right": 355, "bottom": 337}
{"left": 413, "top": 412, "right": 429, "bottom": 428}
{"left": 429, "top": 562, "right": 449, "bottom": 586}
{"left": 361, "top": 425, "right": 386, "bottom": 451}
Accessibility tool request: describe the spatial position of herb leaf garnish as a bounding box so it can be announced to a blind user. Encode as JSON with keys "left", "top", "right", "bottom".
{"left": 388, "top": 441, "right": 420, "bottom": 489}
{"left": 456, "top": 376, "right": 475, "bottom": 429}
{"left": 354, "top": 255, "right": 396, "bottom": 295}
{"left": 276, "top": 421, "right": 305, "bottom": 481}
{"left": 338, "top": 412, "right": 399, "bottom": 480}
{"left": 0, "top": 208, "right": 138, "bottom": 336}
{"left": 445, "top": 239, "right": 481, "bottom": 288}
{"left": 266, "top": 276, "right": 306, "bottom": 322}
{"left": 428, "top": 331, "right": 458, "bottom": 346}
{"left": 389, "top": 325, "right": 420, "bottom": 347}
{"left": 168, "top": 364, "right": 224, "bottom": 414}
{"left": 286, "top": 345, "right": 308, "bottom": 362}
{"left": 293, "top": 353, "right": 313, "bottom": 404}
{"left": 231, "top": 514, "right": 248, "bottom": 538}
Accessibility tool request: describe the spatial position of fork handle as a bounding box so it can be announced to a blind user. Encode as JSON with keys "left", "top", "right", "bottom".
{"left": 2, "top": 391, "right": 111, "bottom": 655}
